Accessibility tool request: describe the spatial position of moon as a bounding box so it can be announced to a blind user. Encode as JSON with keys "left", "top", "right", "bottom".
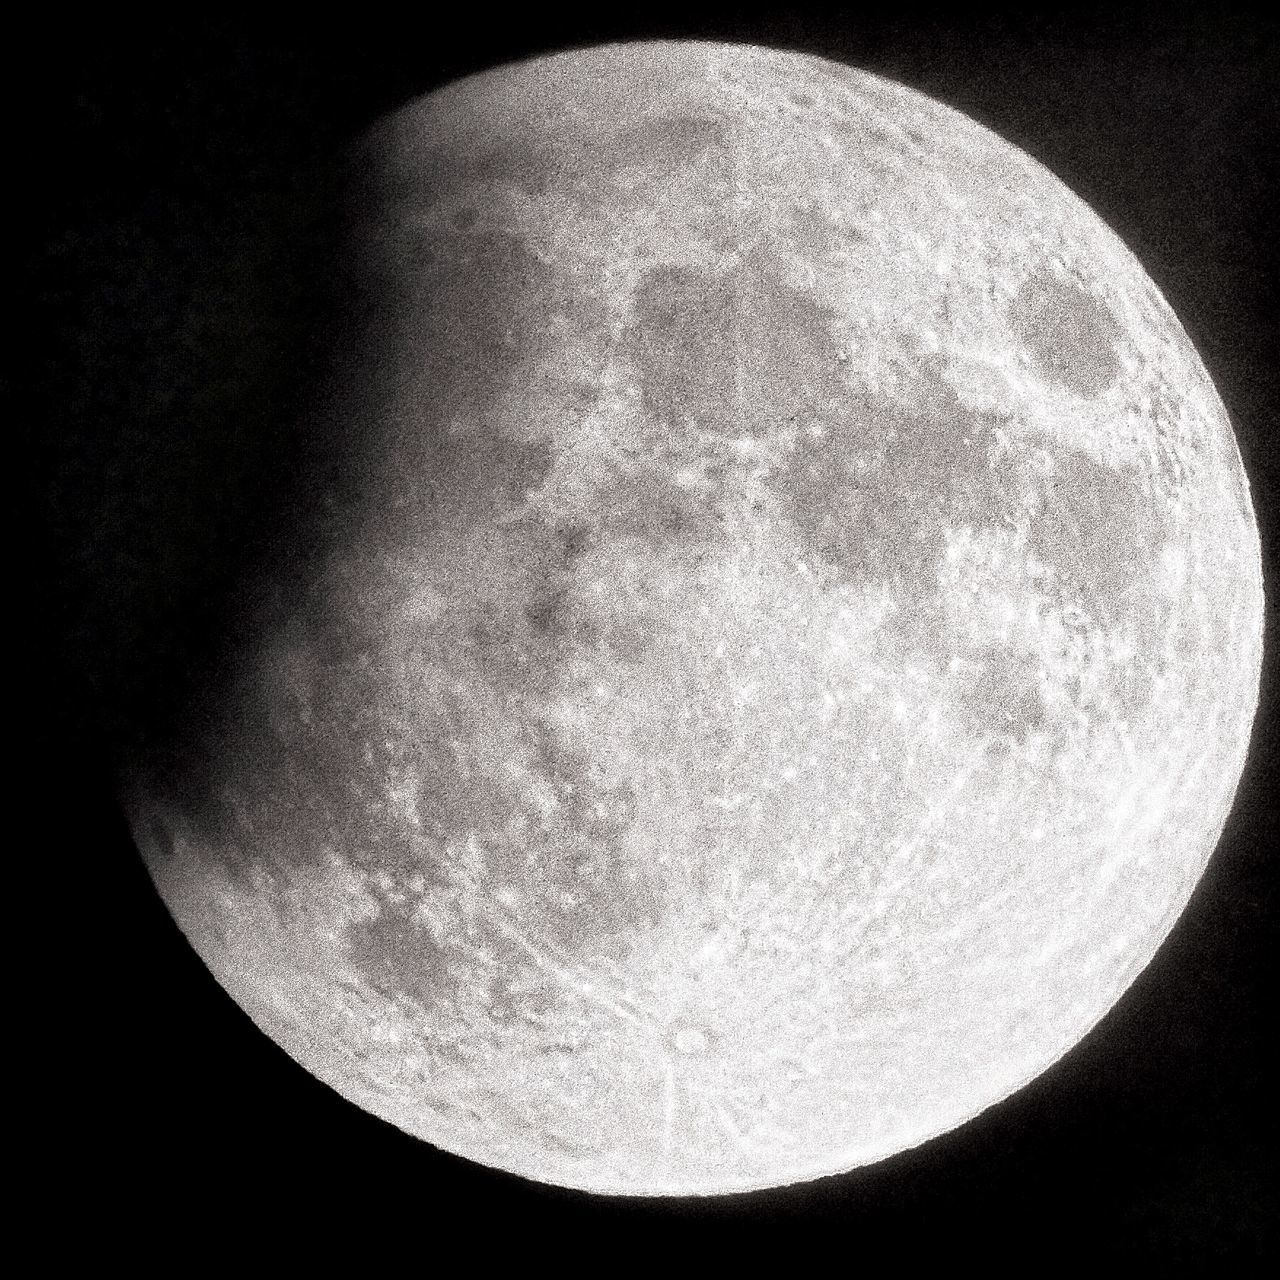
{"left": 121, "top": 41, "right": 1263, "bottom": 1196}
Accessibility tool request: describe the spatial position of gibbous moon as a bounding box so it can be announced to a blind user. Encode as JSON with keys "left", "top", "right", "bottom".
{"left": 123, "top": 42, "right": 1264, "bottom": 1195}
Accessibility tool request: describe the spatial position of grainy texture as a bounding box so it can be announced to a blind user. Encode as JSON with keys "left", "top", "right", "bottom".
{"left": 124, "top": 41, "right": 1264, "bottom": 1195}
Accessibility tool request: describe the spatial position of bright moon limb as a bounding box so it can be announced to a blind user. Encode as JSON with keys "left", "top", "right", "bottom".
{"left": 124, "top": 41, "right": 1264, "bottom": 1196}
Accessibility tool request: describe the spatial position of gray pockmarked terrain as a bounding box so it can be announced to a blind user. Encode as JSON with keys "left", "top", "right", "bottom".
{"left": 125, "top": 42, "right": 1263, "bottom": 1195}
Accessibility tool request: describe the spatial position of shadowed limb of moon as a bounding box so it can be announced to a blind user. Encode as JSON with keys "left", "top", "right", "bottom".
{"left": 124, "top": 41, "right": 1263, "bottom": 1196}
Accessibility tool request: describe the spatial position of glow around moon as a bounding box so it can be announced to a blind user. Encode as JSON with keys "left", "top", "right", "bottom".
{"left": 123, "top": 41, "right": 1264, "bottom": 1195}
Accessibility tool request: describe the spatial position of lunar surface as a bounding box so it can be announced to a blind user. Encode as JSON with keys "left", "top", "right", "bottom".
{"left": 123, "top": 42, "right": 1264, "bottom": 1195}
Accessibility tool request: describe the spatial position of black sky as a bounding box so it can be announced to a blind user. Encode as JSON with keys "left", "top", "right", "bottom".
{"left": 16, "top": 2, "right": 1278, "bottom": 1263}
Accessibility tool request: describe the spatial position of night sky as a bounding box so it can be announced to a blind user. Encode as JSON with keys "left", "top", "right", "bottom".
{"left": 17, "top": 3, "right": 1277, "bottom": 1262}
